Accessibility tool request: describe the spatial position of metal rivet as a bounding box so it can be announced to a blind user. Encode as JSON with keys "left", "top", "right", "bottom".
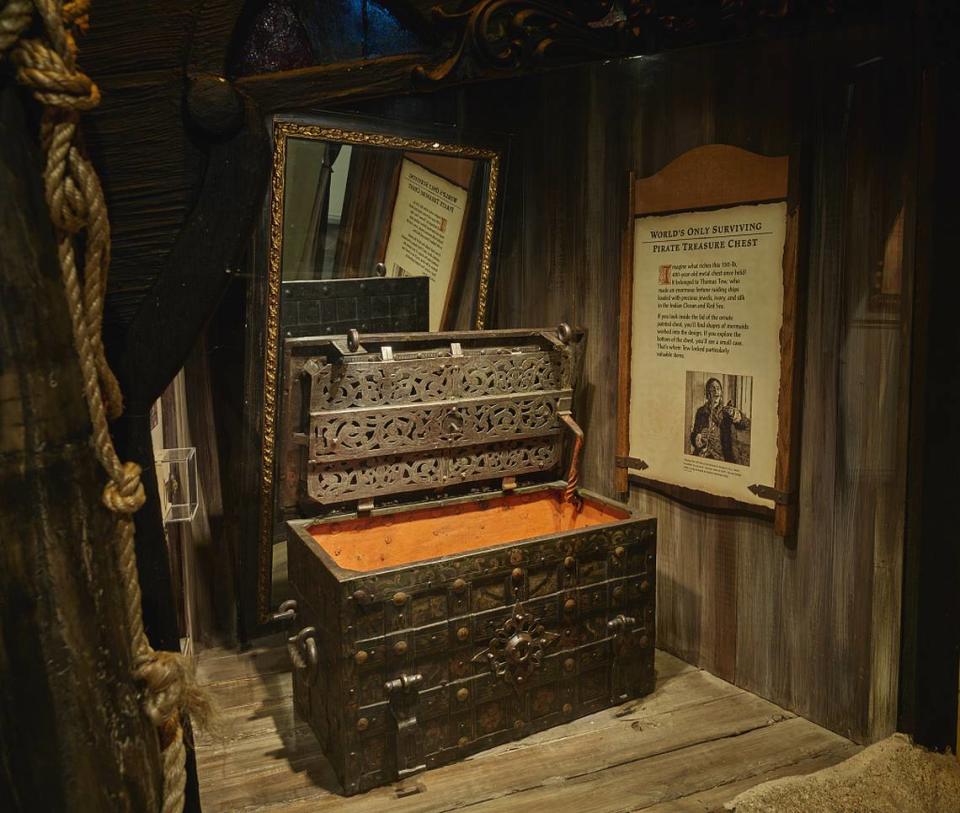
{"left": 614, "top": 546, "right": 626, "bottom": 559}
{"left": 640, "top": 580, "right": 651, "bottom": 593}
{"left": 352, "top": 589, "right": 369, "bottom": 604}
{"left": 458, "top": 736, "right": 469, "bottom": 747}
{"left": 393, "top": 591, "right": 409, "bottom": 606}
{"left": 510, "top": 549, "right": 523, "bottom": 565}
{"left": 511, "top": 568, "right": 524, "bottom": 583}
{"left": 612, "top": 586, "right": 624, "bottom": 600}
{"left": 393, "top": 640, "right": 408, "bottom": 656}
{"left": 456, "top": 687, "right": 470, "bottom": 703}
{"left": 452, "top": 578, "right": 467, "bottom": 593}
{"left": 357, "top": 717, "right": 369, "bottom": 732}
{"left": 457, "top": 626, "right": 469, "bottom": 642}
{"left": 562, "top": 703, "right": 573, "bottom": 713}
{"left": 514, "top": 720, "right": 523, "bottom": 730}
{"left": 564, "top": 657, "right": 576, "bottom": 673}
{"left": 564, "top": 598, "right": 576, "bottom": 613}
{"left": 354, "top": 650, "right": 368, "bottom": 665}
{"left": 564, "top": 556, "right": 576, "bottom": 570}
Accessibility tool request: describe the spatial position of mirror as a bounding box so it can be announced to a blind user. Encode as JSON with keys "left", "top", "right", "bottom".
{"left": 270, "top": 115, "right": 501, "bottom": 331}
{"left": 256, "top": 114, "right": 502, "bottom": 620}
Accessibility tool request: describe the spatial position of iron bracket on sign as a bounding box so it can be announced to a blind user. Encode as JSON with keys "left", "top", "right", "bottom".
{"left": 747, "top": 483, "right": 794, "bottom": 505}
{"left": 616, "top": 455, "right": 649, "bottom": 471}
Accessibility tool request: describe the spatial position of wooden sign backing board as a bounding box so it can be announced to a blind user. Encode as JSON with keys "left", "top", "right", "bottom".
{"left": 616, "top": 144, "right": 805, "bottom": 537}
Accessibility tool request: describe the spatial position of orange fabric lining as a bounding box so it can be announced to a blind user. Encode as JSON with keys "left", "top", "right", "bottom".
{"left": 308, "top": 492, "right": 628, "bottom": 573}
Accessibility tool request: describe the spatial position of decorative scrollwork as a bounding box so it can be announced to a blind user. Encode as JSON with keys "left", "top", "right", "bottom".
{"left": 311, "top": 350, "right": 566, "bottom": 411}
{"left": 412, "top": 0, "right": 857, "bottom": 88}
{"left": 472, "top": 602, "right": 560, "bottom": 691}
{"left": 413, "top": 0, "right": 634, "bottom": 86}
{"left": 300, "top": 341, "right": 575, "bottom": 502}
{"left": 307, "top": 438, "right": 560, "bottom": 503}
{"left": 311, "top": 396, "right": 559, "bottom": 460}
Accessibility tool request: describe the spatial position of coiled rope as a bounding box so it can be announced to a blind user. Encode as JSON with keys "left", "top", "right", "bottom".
{"left": 1, "top": 1, "right": 210, "bottom": 810}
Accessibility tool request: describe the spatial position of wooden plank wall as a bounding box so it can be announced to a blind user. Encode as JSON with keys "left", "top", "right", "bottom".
{"left": 464, "top": 26, "right": 915, "bottom": 743}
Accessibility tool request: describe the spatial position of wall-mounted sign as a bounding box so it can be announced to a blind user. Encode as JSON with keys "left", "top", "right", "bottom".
{"left": 617, "top": 145, "right": 805, "bottom": 536}
{"left": 629, "top": 202, "right": 787, "bottom": 505}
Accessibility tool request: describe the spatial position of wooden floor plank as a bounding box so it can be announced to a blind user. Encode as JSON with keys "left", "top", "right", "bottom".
{"left": 206, "top": 672, "right": 292, "bottom": 711}
{"left": 197, "top": 638, "right": 290, "bottom": 685}
{"left": 638, "top": 742, "right": 862, "bottom": 812}
{"left": 215, "top": 689, "right": 792, "bottom": 813}
{"left": 457, "top": 718, "right": 850, "bottom": 813}
{"left": 195, "top": 645, "right": 857, "bottom": 813}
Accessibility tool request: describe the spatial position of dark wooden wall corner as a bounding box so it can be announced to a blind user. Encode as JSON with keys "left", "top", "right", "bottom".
{"left": 899, "top": 0, "right": 960, "bottom": 752}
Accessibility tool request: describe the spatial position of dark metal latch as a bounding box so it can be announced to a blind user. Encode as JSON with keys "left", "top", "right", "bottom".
{"left": 384, "top": 673, "right": 426, "bottom": 780}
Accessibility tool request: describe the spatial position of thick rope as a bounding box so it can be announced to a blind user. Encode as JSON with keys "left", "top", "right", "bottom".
{"left": 0, "top": 0, "right": 31, "bottom": 53}
{"left": 3, "top": 3, "right": 204, "bottom": 810}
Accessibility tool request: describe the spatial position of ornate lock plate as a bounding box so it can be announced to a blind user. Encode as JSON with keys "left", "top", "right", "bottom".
{"left": 472, "top": 603, "right": 560, "bottom": 691}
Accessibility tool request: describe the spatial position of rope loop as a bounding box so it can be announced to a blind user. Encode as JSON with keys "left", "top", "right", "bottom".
{"left": 102, "top": 461, "right": 146, "bottom": 515}
{"left": 12, "top": 36, "right": 100, "bottom": 110}
{"left": 136, "top": 649, "right": 216, "bottom": 732}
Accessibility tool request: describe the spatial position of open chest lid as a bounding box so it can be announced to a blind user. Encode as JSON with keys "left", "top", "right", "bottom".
{"left": 280, "top": 326, "right": 585, "bottom": 514}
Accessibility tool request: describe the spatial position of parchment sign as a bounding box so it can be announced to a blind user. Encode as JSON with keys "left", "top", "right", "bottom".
{"left": 384, "top": 158, "right": 468, "bottom": 330}
{"left": 629, "top": 202, "right": 788, "bottom": 506}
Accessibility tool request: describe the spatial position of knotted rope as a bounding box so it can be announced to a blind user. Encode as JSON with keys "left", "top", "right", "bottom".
{"left": 2, "top": 2, "right": 208, "bottom": 810}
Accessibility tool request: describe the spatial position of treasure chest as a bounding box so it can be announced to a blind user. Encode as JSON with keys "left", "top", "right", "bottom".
{"left": 282, "top": 326, "right": 657, "bottom": 795}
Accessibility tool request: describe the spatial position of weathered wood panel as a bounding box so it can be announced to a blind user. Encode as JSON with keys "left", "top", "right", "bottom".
{"left": 0, "top": 83, "right": 161, "bottom": 812}
{"left": 480, "top": 25, "right": 913, "bottom": 743}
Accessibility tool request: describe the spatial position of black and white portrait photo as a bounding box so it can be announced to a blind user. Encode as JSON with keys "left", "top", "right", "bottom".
{"left": 684, "top": 371, "right": 753, "bottom": 466}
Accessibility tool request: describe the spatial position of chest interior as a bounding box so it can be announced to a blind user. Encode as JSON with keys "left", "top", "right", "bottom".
{"left": 306, "top": 490, "right": 630, "bottom": 573}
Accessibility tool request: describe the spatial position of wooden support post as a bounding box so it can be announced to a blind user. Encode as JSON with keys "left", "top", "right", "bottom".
{"left": 0, "top": 85, "right": 162, "bottom": 810}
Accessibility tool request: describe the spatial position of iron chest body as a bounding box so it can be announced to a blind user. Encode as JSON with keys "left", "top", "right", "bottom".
{"left": 283, "top": 327, "right": 657, "bottom": 795}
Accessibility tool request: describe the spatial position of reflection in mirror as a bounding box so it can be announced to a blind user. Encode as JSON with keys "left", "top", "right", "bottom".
{"left": 274, "top": 120, "right": 500, "bottom": 330}
{"left": 258, "top": 117, "right": 502, "bottom": 620}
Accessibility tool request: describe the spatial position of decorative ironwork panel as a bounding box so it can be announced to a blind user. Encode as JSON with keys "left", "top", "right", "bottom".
{"left": 296, "top": 330, "right": 583, "bottom": 506}
{"left": 307, "top": 438, "right": 561, "bottom": 504}
{"left": 309, "top": 394, "right": 561, "bottom": 461}
{"left": 310, "top": 349, "right": 569, "bottom": 411}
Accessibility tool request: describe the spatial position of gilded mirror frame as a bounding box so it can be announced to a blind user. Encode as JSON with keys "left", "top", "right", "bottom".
{"left": 257, "top": 117, "right": 502, "bottom": 621}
